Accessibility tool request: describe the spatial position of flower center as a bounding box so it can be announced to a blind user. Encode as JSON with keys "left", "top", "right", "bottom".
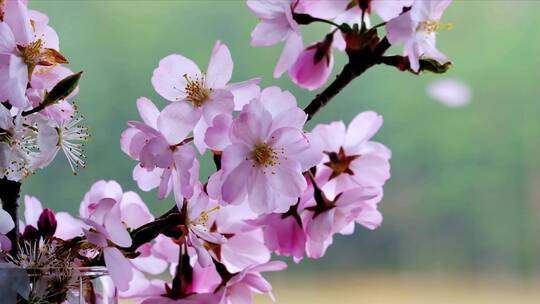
{"left": 324, "top": 147, "right": 360, "bottom": 180}
{"left": 183, "top": 74, "right": 212, "bottom": 107}
{"left": 191, "top": 206, "right": 220, "bottom": 227}
{"left": 251, "top": 142, "right": 279, "bottom": 168}
{"left": 416, "top": 20, "right": 453, "bottom": 34}
{"left": 20, "top": 39, "right": 44, "bottom": 65}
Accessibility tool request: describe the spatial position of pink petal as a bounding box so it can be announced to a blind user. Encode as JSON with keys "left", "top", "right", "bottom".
{"left": 206, "top": 40, "right": 233, "bottom": 88}
{"left": 0, "top": 209, "right": 15, "bottom": 234}
{"left": 23, "top": 195, "right": 43, "bottom": 227}
{"left": 251, "top": 18, "right": 290, "bottom": 47}
{"left": 3, "top": 0, "right": 33, "bottom": 44}
{"left": 222, "top": 161, "right": 253, "bottom": 204}
{"left": 104, "top": 204, "right": 132, "bottom": 247}
{"left": 230, "top": 104, "right": 272, "bottom": 146}
{"left": 0, "top": 22, "right": 16, "bottom": 54}
{"left": 204, "top": 114, "right": 232, "bottom": 151}
{"left": 313, "top": 121, "right": 346, "bottom": 152}
{"left": 151, "top": 54, "right": 201, "bottom": 102}
{"left": 426, "top": 78, "right": 472, "bottom": 107}
{"left": 273, "top": 32, "right": 303, "bottom": 78}
{"left": 226, "top": 79, "right": 261, "bottom": 110}
{"left": 54, "top": 212, "right": 83, "bottom": 240}
{"left": 157, "top": 102, "right": 200, "bottom": 145}
{"left": 307, "top": 209, "right": 335, "bottom": 243}
{"left": 133, "top": 166, "right": 162, "bottom": 192}
{"left": 136, "top": 97, "right": 160, "bottom": 129}
{"left": 120, "top": 191, "right": 153, "bottom": 229}
{"left": 103, "top": 247, "right": 133, "bottom": 292}
{"left": 221, "top": 232, "right": 271, "bottom": 273}
{"left": 202, "top": 89, "right": 234, "bottom": 124}
{"left": 386, "top": 11, "right": 414, "bottom": 45}
{"left": 345, "top": 111, "right": 383, "bottom": 149}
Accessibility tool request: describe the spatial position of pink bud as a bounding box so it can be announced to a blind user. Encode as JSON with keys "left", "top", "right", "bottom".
{"left": 22, "top": 225, "right": 40, "bottom": 242}
{"left": 289, "top": 37, "right": 334, "bottom": 91}
{"left": 38, "top": 208, "right": 57, "bottom": 238}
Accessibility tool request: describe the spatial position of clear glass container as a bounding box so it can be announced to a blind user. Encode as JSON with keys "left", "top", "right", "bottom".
{"left": 25, "top": 266, "right": 118, "bottom": 304}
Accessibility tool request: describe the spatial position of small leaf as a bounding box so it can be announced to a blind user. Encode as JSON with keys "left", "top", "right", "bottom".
{"left": 43, "top": 71, "right": 83, "bottom": 106}
{"left": 419, "top": 59, "right": 453, "bottom": 74}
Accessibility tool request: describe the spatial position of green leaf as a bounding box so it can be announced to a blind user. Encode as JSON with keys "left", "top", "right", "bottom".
{"left": 419, "top": 59, "right": 453, "bottom": 74}
{"left": 43, "top": 71, "right": 83, "bottom": 106}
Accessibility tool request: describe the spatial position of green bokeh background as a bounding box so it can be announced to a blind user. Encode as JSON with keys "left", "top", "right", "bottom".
{"left": 21, "top": 0, "right": 540, "bottom": 278}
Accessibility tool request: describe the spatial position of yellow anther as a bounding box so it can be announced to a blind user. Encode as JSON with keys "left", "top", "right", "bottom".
{"left": 183, "top": 74, "right": 212, "bottom": 107}
{"left": 417, "top": 20, "right": 453, "bottom": 34}
{"left": 252, "top": 143, "right": 278, "bottom": 167}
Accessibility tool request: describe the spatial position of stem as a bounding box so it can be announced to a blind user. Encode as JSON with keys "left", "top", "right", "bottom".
{"left": 303, "top": 37, "right": 391, "bottom": 121}
{"left": 171, "top": 245, "right": 184, "bottom": 297}
{"left": 0, "top": 177, "right": 21, "bottom": 255}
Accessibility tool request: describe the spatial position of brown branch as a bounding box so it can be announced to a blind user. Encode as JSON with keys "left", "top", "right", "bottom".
{"left": 304, "top": 37, "right": 391, "bottom": 121}
{"left": 0, "top": 178, "right": 21, "bottom": 255}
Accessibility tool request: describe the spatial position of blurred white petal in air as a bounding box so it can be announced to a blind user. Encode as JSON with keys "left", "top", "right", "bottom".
{"left": 427, "top": 79, "right": 472, "bottom": 108}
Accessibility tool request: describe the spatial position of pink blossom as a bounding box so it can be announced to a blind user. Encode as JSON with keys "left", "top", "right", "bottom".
{"left": 81, "top": 198, "right": 134, "bottom": 291}
{"left": 302, "top": 187, "right": 381, "bottom": 258}
{"left": 312, "top": 111, "right": 391, "bottom": 195}
{"left": 22, "top": 195, "right": 83, "bottom": 240}
{"left": 386, "top": 0, "right": 452, "bottom": 72}
{"left": 79, "top": 180, "right": 156, "bottom": 292}
{"left": 247, "top": 0, "right": 303, "bottom": 78}
{"left": 151, "top": 41, "right": 260, "bottom": 152}
{"left": 217, "top": 98, "right": 312, "bottom": 214}
{"left": 0, "top": 0, "right": 66, "bottom": 108}
{"left": 209, "top": 203, "right": 271, "bottom": 273}
{"left": 178, "top": 184, "right": 226, "bottom": 267}
{"left": 219, "top": 261, "right": 287, "bottom": 304}
{"left": 426, "top": 78, "right": 472, "bottom": 107}
{"left": 121, "top": 97, "right": 199, "bottom": 201}
{"left": 289, "top": 36, "right": 334, "bottom": 91}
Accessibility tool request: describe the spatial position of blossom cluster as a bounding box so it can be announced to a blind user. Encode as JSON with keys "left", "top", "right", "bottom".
{"left": 0, "top": 0, "right": 456, "bottom": 303}
{"left": 249, "top": 0, "right": 453, "bottom": 90}
{"left": 0, "top": 0, "right": 87, "bottom": 182}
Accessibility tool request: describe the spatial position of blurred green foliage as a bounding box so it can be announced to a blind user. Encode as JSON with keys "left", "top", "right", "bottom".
{"left": 22, "top": 1, "right": 540, "bottom": 277}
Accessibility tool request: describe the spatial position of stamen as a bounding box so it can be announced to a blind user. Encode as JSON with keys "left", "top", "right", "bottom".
{"left": 417, "top": 20, "right": 453, "bottom": 34}
{"left": 20, "top": 39, "right": 44, "bottom": 64}
{"left": 192, "top": 206, "right": 221, "bottom": 226}
{"left": 183, "top": 73, "right": 212, "bottom": 107}
{"left": 56, "top": 108, "right": 90, "bottom": 175}
{"left": 251, "top": 143, "right": 279, "bottom": 168}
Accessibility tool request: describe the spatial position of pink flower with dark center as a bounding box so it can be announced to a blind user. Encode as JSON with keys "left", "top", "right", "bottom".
{"left": 301, "top": 186, "right": 382, "bottom": 259}
{"left": 151, "top": 41, "right": 260, "bottom": 152}
{"left": 312, "top": 111, "right": 391, "bottom": 195}
{"left": 386, "top": 0, "right": 452, "bottom": 72}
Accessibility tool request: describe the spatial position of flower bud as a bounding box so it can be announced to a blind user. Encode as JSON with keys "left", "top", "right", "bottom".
{"left": 22, "top": 225, "right": 40, "bottom": 242}
{"left": 37, "top": 208, "right": 57, "bottom": 238}
{"left": 288, "top": 34, "right": 334, "bottom": 91}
